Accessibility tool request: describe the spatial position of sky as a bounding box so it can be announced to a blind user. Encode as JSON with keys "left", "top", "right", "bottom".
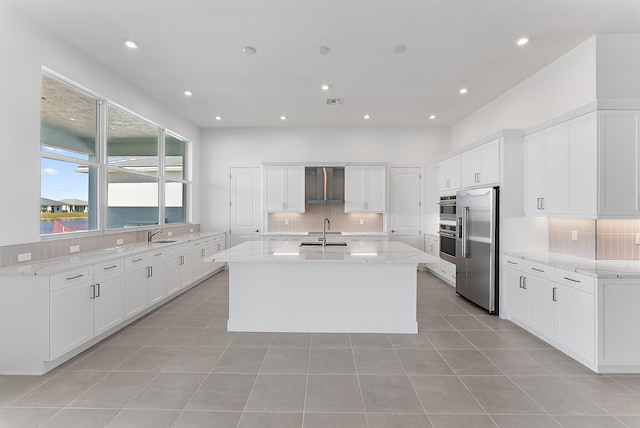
{"left": 41, "top": 157, "right": 89, "bottom": 202}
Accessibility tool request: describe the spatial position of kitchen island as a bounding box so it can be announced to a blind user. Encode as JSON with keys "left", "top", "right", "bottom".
{"left": 207, "top": 240, "right": 438, "bottom": 334}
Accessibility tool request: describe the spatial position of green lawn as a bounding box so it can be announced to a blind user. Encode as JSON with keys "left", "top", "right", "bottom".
{"left": 41, "top": 212, "right": 89, "bottom": 220}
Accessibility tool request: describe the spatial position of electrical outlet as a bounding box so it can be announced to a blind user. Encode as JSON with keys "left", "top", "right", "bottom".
{"left": 116, "top": 238, "right": 124, "bottom": 245}
{"left": 636, "top": 233, "right": 640, "bottom": 245}
{"left": 70, "top": 245, "right": 80, "bottom": 253}
{"left": 189, "top": 228, "right": 194, "bottom": 233}
{"left": 284, "top": 219, "right": 289, "bottom": 225}
{"left": 571, "top": 230, "right": 578, "bottom": 242}
{"left": 17, "top": 252, "right": 31, "bottom": 262}
{"left": 360, "top": 219, "right": 364, "bottom": 225}
{"left": 167, "top": 231, "right": 173, "bottom": 237}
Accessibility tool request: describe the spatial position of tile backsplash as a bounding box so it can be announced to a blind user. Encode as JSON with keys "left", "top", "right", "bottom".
{"left": 269, "top": 204, "right": 383, "bottom": 233}
{"left": 549, "top": 218, "right": 640, "bottom": 260}
{"left": 0, "top": 224, "right": 200, "bottom": 267}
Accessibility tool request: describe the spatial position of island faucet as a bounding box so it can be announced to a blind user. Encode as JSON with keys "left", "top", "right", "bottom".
{"left": 148, "top": 229, "right": 161, "bottom": 243}
{"left": 320, "top": 218, "right": 330, "bottom": 247}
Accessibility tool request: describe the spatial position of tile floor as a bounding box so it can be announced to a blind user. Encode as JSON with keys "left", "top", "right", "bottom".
{"left": 1, "top": 271, "right": 640, "bottom": 427}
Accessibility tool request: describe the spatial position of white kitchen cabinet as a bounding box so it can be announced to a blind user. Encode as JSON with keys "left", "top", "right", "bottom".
{"left": 555, "top": 280, "right": 595, "bottom": 362}
{"left": 502, "top": 257, "right": 527, "bottom": 324}
{"left": 166, "top": 247, "right": 186, "bottom": 296}
{"left": 147, "top": 251, "right": 168, "bottom": 306}
{"left": 525, "top": 272, "right": 556, "bottom": 340}
{"left": 524, "top": 132, "right": 545, "bottom": 214}
{"left": 92, "top": 259, "right": 124, "bottom": 336}
{"left": 264, "top": 165, "right": 305, "bottom": 212}
{"left": 461, "top": 139, "right": 500, "bottom": 188}
{"left": 50, "top": 279, "right": 94, "bottom": 360}
{"left": 200, "top": 235, "right": 226, "bottom": 276}
{"left": 344, "top": 165, "right": 387, "bottom": 212}
{"left": 567, "top": 113, "right": 597, "bottom": 215}
{"left": 438, "top": 155, "right": 461, "bottom": 194}
{"left": 124, "top": 254, "right": 150, "bottom": 319}
{"left": 598, "top": 110, "right": 640, "bottom": 217}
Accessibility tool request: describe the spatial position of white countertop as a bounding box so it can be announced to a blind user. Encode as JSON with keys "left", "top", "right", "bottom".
{"left": 260, "top": 232, "right": 389, "bottom": 237}
{"left": 0, "top": 232, "right": 225, "bottom": 277}
{"left": 207, "top": 240, "right": 437, "bottom": 264}
{"left": 505, "top": 251, "right": 640, "bottom": 279}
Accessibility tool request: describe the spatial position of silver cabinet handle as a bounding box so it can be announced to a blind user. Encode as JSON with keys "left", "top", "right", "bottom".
{"left": 563, "top": 276, "right": 581, "bottom": 283}
{"left": 132, "top": 258, "right": 143, "bottom": 263}
{"left": 475, "top": 172, "right": 480, "bottom": 183}
{"left": 522, "top": 277, "right": 527, "bottom": 289}
{"left": 91, "top": 284, "right": 96, "bottom": 299}
{"left": 507, "top": 260, "right": 517, "bottom": 265}
{"left": 96, "top": 283, "right": 100, "bottom": 298}
{"left": 531, "top": 267, "right": 545, "bottom": 273}
{"left": 66, "top": 274, "right": 84, "bottom": 280}
{"left": 154, "top": 252, "right": 163, "bottom": 257}
{"left": 552, "top": 287, "right": 557, "bottom": 302}
{"left": 146, "top": 266, "right": 152, "bottom": 278}
{"left": 518, "top": 275, "right": 523, "bottom": 289}
{"left": 201, "top": 249, "right": 206, "bottom": 257}
{"left": 103, "top": 265, "right": 118, "bottom": 270}
{"left": 180, "top": 255, "right": 185, "bottom": 265}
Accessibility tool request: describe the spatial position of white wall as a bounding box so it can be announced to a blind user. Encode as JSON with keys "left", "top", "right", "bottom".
{"left": 451, "top": 37, "right": 597, "bottom": 149}
{"left": 596, "top": 34, "right": 640, "bottom": 99}
{"left": 0, "top": 4, "right": 200, "bottom": 246}
{"left": 199, "top": 127, "right": 451, "bottom": 234}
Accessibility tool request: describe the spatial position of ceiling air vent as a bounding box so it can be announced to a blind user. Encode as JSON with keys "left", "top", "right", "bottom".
{"left": 326, "top": 98, "right": 343, "bottom": 106}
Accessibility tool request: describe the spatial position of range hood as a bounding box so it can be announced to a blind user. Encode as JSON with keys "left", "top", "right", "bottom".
{"left": 305, "top": 167, "right": 344, "bottom": 204}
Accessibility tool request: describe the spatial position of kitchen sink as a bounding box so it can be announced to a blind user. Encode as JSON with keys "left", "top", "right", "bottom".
{"left": 153, "top": 240, "right": 178, "bottom": 243}
{"left": 307, "top": 231, "right": 342, "bottom": 235}
{"left": 299, "top": 242, "right": 348, "bottom": 247}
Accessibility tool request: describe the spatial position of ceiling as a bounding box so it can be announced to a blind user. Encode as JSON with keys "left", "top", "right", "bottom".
{"left": 8, "top": 0, "right": 640, "bottom": 128}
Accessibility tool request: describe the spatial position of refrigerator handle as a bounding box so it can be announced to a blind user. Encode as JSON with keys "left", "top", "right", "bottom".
{"left": 461, "top": 206, "right": 469, "bottom": 258}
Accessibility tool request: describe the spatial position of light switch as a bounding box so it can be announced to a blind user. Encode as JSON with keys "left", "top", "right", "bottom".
{"left": 168, "top": 231, "right": 173, "bottom": 236}
{"left": 571, "top": 230, "right": 578, "bottom": 242}
{"left": 70, "top": 245, "right": 80, "bottom": 253}
{"left": 284, "top": 219, "right": 289, "bottom": 225}
{"left": 360, "top": 219, "right": 364, "bottom": 225}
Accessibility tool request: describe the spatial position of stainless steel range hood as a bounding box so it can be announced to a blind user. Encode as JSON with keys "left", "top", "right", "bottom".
{"left": 305, "top": 167, "right": 344, "bottom": 204}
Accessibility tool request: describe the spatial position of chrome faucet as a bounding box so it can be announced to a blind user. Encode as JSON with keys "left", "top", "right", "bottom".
{"left": 148, "top": 229, "right": 161, "bottom": 243}
{"left": 319, "top": 218, "right": 330, "bottom": 247}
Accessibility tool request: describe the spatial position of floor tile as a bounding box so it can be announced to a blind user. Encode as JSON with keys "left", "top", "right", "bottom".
{"left": 310, "top": 333, "right": 351, "bottom": 348}
{"left": 135, "top": 311, "right": 183, "bottom": 328}
{"left": 443, "top": 315, "right": 491, "bottom": 330}
{"left": 350, "top": 333, "right": 392, "bottom": 348}
{"left": 189, "top": 330, "right": 236, "bottom": 347}
{"left": 460, "top": 375, "right": 544, "bottom": 414}
{"left": 213, "top": 347, "right": 267, "bottom": 373}
{"left": 366, "top": 413, "right": 432, "bottom": 428}
{"left": 359, "top": 375, "right": 423, "bottom": 413}
{"left": 106, "top": 326, "right": 166, "bottom": 346}
{"left": 270, "top": 333, "right": 311, "bottom": 348}
{"left": 615, "top": 416, "right": 640, "bottom": 428}
{"left": 474, "top": 315, "right": 521, "bottom": 330}
{"left": 171, "top": 410, "right": 240, "bottom": 428}
{"left": 104, "top": 409, "right": 179, "bottom": 428}
{"left": 163, "top": 346, "right": 225, "bottom": 372}
{"left": 173, "top": 313, "right": 216, "bottom": 328}
{"left": 417, "top": 315, "right": 455, "bottom": 330}
{"left": 491, "top": 414, "right": 561, "bottom": 428}
{"left": 115, "top": 346, "right": 183, "bottom": 372}
{"left": 552, "top": 415, "right": 627, "bottom": 427}
{"left": 610, "top": 375, "right": 640, "bottom": 394}
{"left": 308, "top": 348, "right": 355, "bottom": 374}
{"left": 230, "top": 332, "right": 273, "bottom": 347}
{"left": 13, "top": 371, "right": 107, "bottom": 407}
{"left": 185, "top": 373, "right": 255, "bottom": 411}
{"left": 68, "top": 345, "right": 141, "bottom": 371}
{"left": 481, "top": 350, "right": 552, "bottom": 375}
{"left": 302, "top": 412, "right": 367, "bottom": 428}
{"left": 423, "top": 330, "right": 474, "bottom": 350}
{"left": 237, "top": 412, "right": 302, "bottom": 428}
{"left": 460, "top": 330, "right": 520, "bottom": 349}
{"left": 70, "top": 371, "right": 156, "bottom": 408}
{"left": 396, "top": 349, "right": 453, "bottom": 375}
{"left": 439, "top": 350, "right": 502, "bottom": 375}
{"left": 260, "top": 348, "right": 309, "bottom": 374}
{"left": 0, "top": 408, "right": 59, "bottom": 428}
{"left": 427, "top": 414, "right": 495, "bottom": 428}
{"left": 305, "top": 375, "right": 364, "bottom": 412}
{"left": 40, "top": 409, "right": 118, "bottom": 428}
{"left": 497, "top": 329, "right": 551, "bottom": 349}
{"left": 353, "top": 348, "right": 405, "bottom": 374}
{"left": 244, "top": 374, "right": 306, "bottom": 411}
{"left": 511, "top": 375, "right": 604, "bottom": 415}
{"left": 561, "top": 376, "right": 640, "bottom": 415}
{"left": 388, "top": 334, "right": 434, "bottom": 349}
{"left": 148, "top": 327, "right": 202, "bottom": 346}
{"left": 410, "top": 375, "right": 484, "bottom": 414}
{"left": 524, "top": 349, "right": 595, "bottom": 376}
{"left": 0, "top": 374, "right": 54, "bottom": 406}
{"left": 126, "top": 372, "right": 205, "bottom": 410}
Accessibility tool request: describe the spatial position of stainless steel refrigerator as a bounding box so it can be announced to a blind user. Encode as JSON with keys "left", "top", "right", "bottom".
{"left": 456, "top": 187, "right": 498, "bottom": 314}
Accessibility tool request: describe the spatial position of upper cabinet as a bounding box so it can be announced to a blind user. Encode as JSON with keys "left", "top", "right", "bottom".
{"left": 264, "top": 165, "right": 305, "bottom": 212}
{"left": 524, "top": 110, "right": 640, "bottom": 218}
{"left": 345, "top": 165, "right": 386, "bottom": 213}
{"left": 599, "top": 111, "right": 640, "bottom": 217}
{"left": 461, "top": 139, "right": 500, "bottom": 188}
{"left": 437, "top": 155, "right": 461, "bottom": 195}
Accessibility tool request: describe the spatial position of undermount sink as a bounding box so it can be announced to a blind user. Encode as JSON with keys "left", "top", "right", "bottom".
{"left": 153, "top": 240, "right": 177, "bottom": 244}
{"left": 307, "top": 231, "right": 342, "bottom": 235}
{"left": 300, "top": 242, "right": 348, "bottom": 247}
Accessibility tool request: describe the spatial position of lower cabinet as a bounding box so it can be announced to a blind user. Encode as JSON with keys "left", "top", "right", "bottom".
{"left": 50, "top": 280, "right": 95, "bottom": 360}
{"left": 555, "top": 282, "right": 595, "bottom": 362}
{"left": 148, "top": 251, "right": 168, "bottom": 306}
{"left": 124, "top": 254, "right": 150, "bottom": 319}
{"left": 526, "top": 273, "right": 556, "bottom": 340}
{"left": 502, "top": 260, "right": 527, "bottom": 324}
{"left": 93, "top": 271, "right": 125, "bottom": 336}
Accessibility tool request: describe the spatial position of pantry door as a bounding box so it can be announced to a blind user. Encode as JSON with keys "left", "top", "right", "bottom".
{"left": 229, "top": 167, "right": 261, "bottom": 247}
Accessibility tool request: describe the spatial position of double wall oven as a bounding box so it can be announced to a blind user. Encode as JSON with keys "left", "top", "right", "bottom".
{"left": 438, "top": 195, "right": 456, "bottom": 264}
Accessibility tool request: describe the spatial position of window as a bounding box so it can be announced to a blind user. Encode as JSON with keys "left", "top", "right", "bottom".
{"left": 40, "top": 72, "right": 191, "bottom": 236}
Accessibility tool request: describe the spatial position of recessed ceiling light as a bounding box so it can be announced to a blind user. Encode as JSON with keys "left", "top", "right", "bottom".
{"left": 392, "top": 45, "right": 407, "bottom": 54}
{"left": 124, "top": 40, "right": 138, "bottom": 49}
{"left": 69, "top": 117, "right": 76, "bottom": 121}
{"left": 321, "top": 84, "right": 330, "bottom": 91}
{"left": 243, "top": 46, "right": 257, "bottom": 54}
{"left": 516, "top": 37, "right": 530, "bottom": 46}
{"left": 184, "top": 90, "right": 193, "bottom": 96}
{"left": 429, "top": 115, "right": 437, "bottom": 120}
{"left": 364, "top": 114, "right": 371, "bottom": 120}
{"left": 280, "top": 115, "right": 287, "bottom": 121}
{"left": 317, "top": 46, "right": 331, "bottom": 55}
{"left": 215, "top": 116, "right": 222, "bottom": 121}
{"left": 459, "top": 88, "right": 468, "bottom": 94}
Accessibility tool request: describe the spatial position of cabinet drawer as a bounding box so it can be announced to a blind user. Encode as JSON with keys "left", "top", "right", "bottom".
{"left": 555, "top": 270, "right": 595, "bottom": 294}
{"left": 50, "top": 266, "right": 93, "bottom": 292}
{"left": 125, "top": 253, "right": 148, "bottom": 269}
{"left": 149, "top": 249, "right": 167, "bottom": 261}
{"left": 94, "top": 259, "right": 123, "bottom": 278}
{"left": 503, "top": 255, "right": 525, "bottom": 270}
{"left": 525, "top": 260, "right": 555, "bottom": 281}
{"left": 191, "top": 240, "right": 204, "bottom": 249}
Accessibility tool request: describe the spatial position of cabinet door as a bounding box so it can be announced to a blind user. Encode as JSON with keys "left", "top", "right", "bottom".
{"left": 599, "top": 110, "right": 640, "bottom": 216}
{"left": 365, "top": 165, "right": 386, "bottom": 212}
{"left": 448, "top": 155, "right": 461, "bottom": 191}
{"left": 93, "top": 273, "right": 124, "bottom": 336}
{"left": 543, "top": 125, "right": 568, "bottom": 214}
{"left": 124, "top": 265, "right": 149, "bottom": 319}
{"left": 524, "top": 132, "right": 545, "bottom": 214}
{"left": 345, "top": 166, "right": 366, "bottom": 212}
{"left": 479, "top": 139, "right": 500, "bottom": 185}
{"left": 555, "top": 284, "right": 595, "bottom": 362}
{"left": 285, "top": 166, "right": 305, "bottom": 212}
{"left": 568, "top": 113, "right": 597, "bottom": 216}
{"left": 148, "top": 260, "right": 167, "bottom": 306}
{"left": 166, "top": 253, "right": 184, "bottom": 295}
{"left": 461, "top": 147, "right": 481, "bottom": 188}
{"left": 526, "top": 275, "right": 555, "bottom": 339}
{"left": 264, "top": 166, "right": 286, "bottom": 211}
{"left": 437, "top": 159, "right": 450, "bottom": 193}
{"left": 182, "top": 247, "right": 202, "bottom": 287}
{"left": 50, "top": 281, "right": 94, "bottom": 360}
{"left": 503, "top": 266, "right": 526, "bottom": 324}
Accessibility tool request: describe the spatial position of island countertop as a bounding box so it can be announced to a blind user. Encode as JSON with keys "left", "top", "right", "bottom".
{"left": 207, "top": 240, "right": 438, "bottom": 264}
